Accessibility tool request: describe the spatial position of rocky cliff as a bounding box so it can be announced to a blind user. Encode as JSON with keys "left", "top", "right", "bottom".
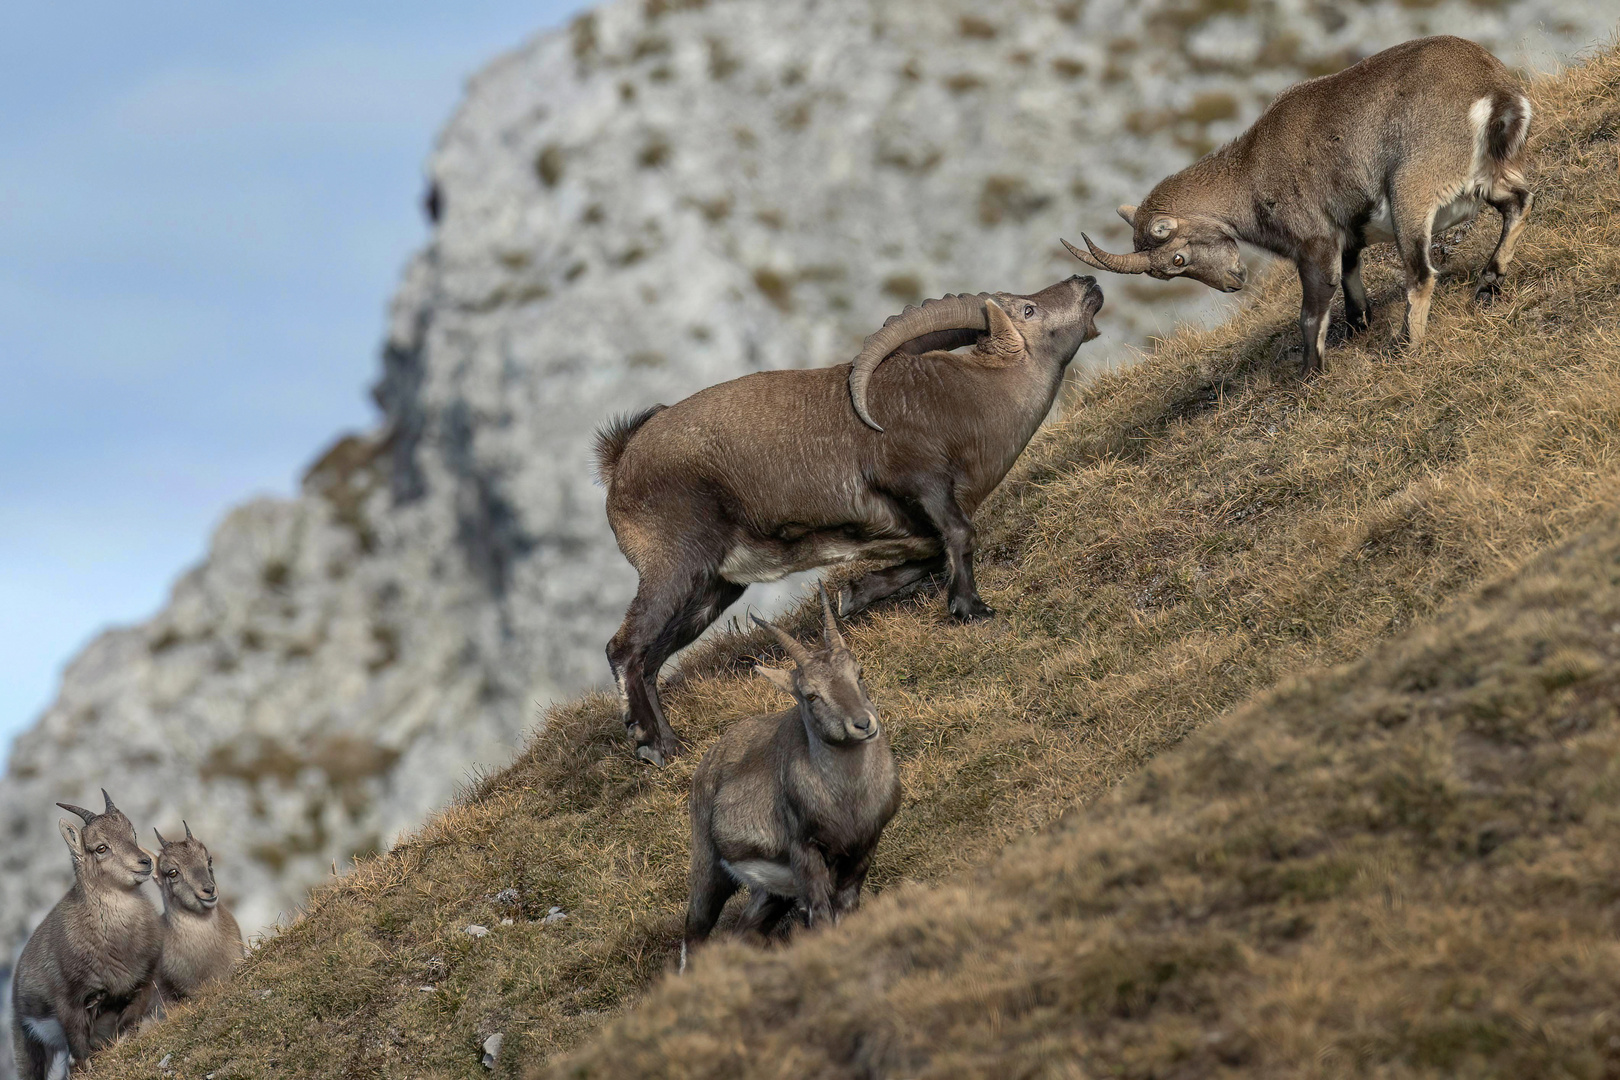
{"left": 1, "top": 0, "right": 1609, "bottom": 1069}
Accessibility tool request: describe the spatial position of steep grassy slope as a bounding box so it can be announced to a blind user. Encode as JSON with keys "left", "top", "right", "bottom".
{"left": 554, "top": 466, "right": 1620, "bottom": 1080}
{"left": 93, "top": 44, "right": 1620, "bottom": 1080}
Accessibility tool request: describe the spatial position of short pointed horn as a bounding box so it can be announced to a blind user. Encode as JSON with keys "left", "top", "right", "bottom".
{"left": 1117, "top": 204, "right": 1138, "bottom": 225}
{"left": 184, "top": 820, "right": 193, "bottom": 841}
{"left": 1062, "top": 235, "right": 1151, "bottom": 275}
{"left": 154, "top": 827, "right": 169, "bottom": 847}
{"left": 817, "top": 584, "right": 845, "bottom": 651}
{"left": 56, "top": 803, "right": 95, "bottom": 824}
{"left": 101, "top": 788, "right": 115, "bottom": 815}
{"left": 847, "top": 292, "right": 990, "bottom": 432}
{"left": 751, "top": 613, "right": 812, "bottom": 668}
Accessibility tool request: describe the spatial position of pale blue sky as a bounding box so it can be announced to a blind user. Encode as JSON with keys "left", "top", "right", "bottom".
{"left": 0, "top": 3, "right": 583, "bottom": 759}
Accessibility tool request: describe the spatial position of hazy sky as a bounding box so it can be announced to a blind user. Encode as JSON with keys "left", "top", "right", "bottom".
{"left": 0, "top": 2, "right": 583, "bottom": 759}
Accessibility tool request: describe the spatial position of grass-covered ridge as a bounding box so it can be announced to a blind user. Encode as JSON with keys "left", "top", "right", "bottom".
{"left": 94, "top": 43, "right": 1620, "bottom": 1080}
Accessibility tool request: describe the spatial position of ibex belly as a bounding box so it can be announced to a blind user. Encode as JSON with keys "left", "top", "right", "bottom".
{"left": 720, "top": 858, "right": 798, "bottom": 897}
{"left": 719, "top": 533, "right": 939, "bottom": 585}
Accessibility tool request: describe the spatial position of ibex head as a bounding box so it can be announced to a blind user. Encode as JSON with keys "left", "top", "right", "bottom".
{"left": 1065, "top": 204, "right": 1247, "bottom": 293}
{"left": 752, "top": 585, "right": 881, "bottom": 745}
{"left": 848, "top": 275, "right": 1104, "bottom": 431}
{"left": 56, "top": 788, "right": 153, "bottom": 889}
{"left": 154, "top": 821, "right": 221, "bottom": 915}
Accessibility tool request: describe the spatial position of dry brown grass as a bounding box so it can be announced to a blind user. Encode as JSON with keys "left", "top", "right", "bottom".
{"left": 92, "top": 43, "right": 1620, "bottom": 1080}
{"left": 553, "top": 500, "right": 1620, "bottom": 1080}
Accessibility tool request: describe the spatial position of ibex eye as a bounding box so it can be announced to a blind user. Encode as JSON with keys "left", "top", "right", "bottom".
{"left": 1022, "top": 304, "right": 1035, "bottom": 318}
{"left": 95, "top": 845, "right": 107, "bottom": 854}
{"left": 1172, "top": 254, "right": 1186, "bottom": 267}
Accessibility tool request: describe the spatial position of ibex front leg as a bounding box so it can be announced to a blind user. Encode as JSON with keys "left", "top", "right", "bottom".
{"left": 912, "top": 481, "right": 992, "bottom": 622}
{"left": 789, "top": 840, "right": 836, "bottom": 929}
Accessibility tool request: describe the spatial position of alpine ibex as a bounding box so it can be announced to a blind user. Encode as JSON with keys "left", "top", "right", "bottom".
{"left": 1069, "top": 36, "right": 1532, "bottom": 376}
{"left": 599, "top": 274, "right": 1104, "bottom": 763}
{"left": 682, "top": 587, "right": 899, "bottom": 970}
{"left": 153, "top": 823, "right": 244, "bottom": 1006}
{"left": 10, "top": 791, "right": 161, "bottom": 1080}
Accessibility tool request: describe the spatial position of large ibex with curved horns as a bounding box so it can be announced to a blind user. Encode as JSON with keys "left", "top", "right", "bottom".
{"left": 1068, "top": 36, "right": 1533, "bottom": 377}
{"left": 596, "top": 273, "right": 1103, "bottom": 764}
{"left": 11, "top": 790, "right": 162, "bottom": 1080}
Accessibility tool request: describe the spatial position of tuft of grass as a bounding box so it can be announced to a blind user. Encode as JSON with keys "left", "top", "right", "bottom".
{"left": 92, "top": 44, "right": 1620, "bottom": 1080}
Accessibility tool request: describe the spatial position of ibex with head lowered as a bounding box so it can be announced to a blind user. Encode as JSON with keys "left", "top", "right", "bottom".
{"left": 1069, "top": 36, "right": 1532, "bottom": 376}
{"left": 153, "top": 823, "right": 244, "bottom": 1006}
{"left": 598, "top": 274, "right": 1103, "bottom": 764}
{"left": 682, "top": 587, "right": 899, "bottom": 970}
{"left": 10, "top": 791, "right": 161, "bottom": 1080}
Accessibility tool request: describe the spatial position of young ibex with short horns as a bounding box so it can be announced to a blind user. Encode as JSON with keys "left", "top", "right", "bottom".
{"left": 599, "top": 274, "right": 1103, "bottom": 763}
{"left": 682, "top": 586, "right": 899, "bottom": 970}
{"left": 153, "top": 823, "right": 244, "bottom": 1006}
{"left": 1068, "top": 36, "right": 1532, "bottom": 376}
{"left": 10, "top": 791, "right": 161, "bottom": 1080}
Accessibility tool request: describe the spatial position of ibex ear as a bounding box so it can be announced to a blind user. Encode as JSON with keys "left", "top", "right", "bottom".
{"left": 59, "top": 820, "right": 85, "bottom": 859}
{"left": 1147, "top": 215, "right": 1179, "bottom": 240}
{"left": 754, "top": 664, "right": 796, "bottom": 697}
{"left": 982, "top": 298, "right": 1024, "bottom": 358}
{"left": 1117, "top": 204, "right": 1138, "bottom": 225}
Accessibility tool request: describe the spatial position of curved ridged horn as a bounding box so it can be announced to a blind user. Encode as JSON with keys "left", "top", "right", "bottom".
{"left": 184, "top": 819, "right": 193, "bottom": 841}
{"left": 154, "top": 827, "right": 169, "bottom": 847}
{"left": 1062, "top": 235, "right": 1151, "bottom": 275}
{"left": 818, "top": 583, "right": 845, "bottom": 651}
{"left": 56, "top": 803, "right": 95, "bottom": 824}
{"left": 751, "top": 613, "right": 812, "bottom": 668}
{"left": 102, "top": 788, "right": 116, "bottom": 814}
{"left": 847, "top": 292, "right": 991, "bottom": 432}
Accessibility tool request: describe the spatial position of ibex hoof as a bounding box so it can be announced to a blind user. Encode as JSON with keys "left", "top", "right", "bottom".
{"left": 1475, "top": 279, "right": 1502, "bottom": 306}
{"left": 635, "top": 744, "right": 668, "bottom": 767}
{"left": 948, "top": 596, "right": 996, "bottom": 622}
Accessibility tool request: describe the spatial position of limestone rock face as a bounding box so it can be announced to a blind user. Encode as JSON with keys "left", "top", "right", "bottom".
{"left": 0, "top": 2, "right": 1605, "bottom": 1069}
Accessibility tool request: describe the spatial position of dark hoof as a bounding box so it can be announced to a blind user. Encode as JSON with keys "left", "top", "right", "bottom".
{"left": 1475, "top": 279, "right": 1502, "bottom": 306}
{"left": 634, "top": 744, "right": 667, "bottom": 767}
{"left": 948, "top": 596, "right": 996, "bottom": 622}
{"left": 1345, "top": 312, "right": 1371, "bottom": 336}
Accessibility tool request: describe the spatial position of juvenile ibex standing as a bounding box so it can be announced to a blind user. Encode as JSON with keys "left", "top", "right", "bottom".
{"left": 10, "top": 791, "right": 161, "bottom": 1080}
{"left": 682, "top": 587, "right": 899, "bottom": 969}
{"left": 599, "top": 274, "right": 1103, "bottom": 763}
{"left": 1069, "top": 36, "right": 1532, "bottom": 375}
{"left": 153, "top": 823, "right": 244, "bottom": 1006}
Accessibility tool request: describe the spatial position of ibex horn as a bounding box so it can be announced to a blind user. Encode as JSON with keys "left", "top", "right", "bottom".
{"left": 101, "top": 788, "right": 116, "bottom": 815}
{"left": 1063, "top": 235, "right": 1152, "bottom": 275}
{"left": 751, "top": 613, "right": 812, "bottom": 668}
{"left": 56, "top": 803, "right": 96, "bottom": 824}
{"left": 818, "top": 583, "right": 845, "bottom": 651}
{"left": 847, "top": 292, "right": 992, "bottom": 432}
{"left": 154, "top": 827, "right": 169, "bottom": 847}
{"left": 183, "top": 820, "right": 193, "bottom": 841}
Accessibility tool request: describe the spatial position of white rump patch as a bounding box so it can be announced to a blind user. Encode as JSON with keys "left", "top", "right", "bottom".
{"left": 721, "top": 858, "right": 798, "bottom": 896}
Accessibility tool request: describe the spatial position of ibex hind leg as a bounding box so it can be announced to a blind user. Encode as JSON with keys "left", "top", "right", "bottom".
{"left": 1476, "top": 185, "right": 1532, "bottom": 305}
{"left": 734, "top": 889, "right": 796, "bottom": 942}
{"left": 838, "top": 555, "right": 946, "bottom": 618}
{"left": 15, "top": 1018, "right": 69, "bottom": 1080}
{"left": 608, "top": 566, "right": 743, "bottom": 765}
